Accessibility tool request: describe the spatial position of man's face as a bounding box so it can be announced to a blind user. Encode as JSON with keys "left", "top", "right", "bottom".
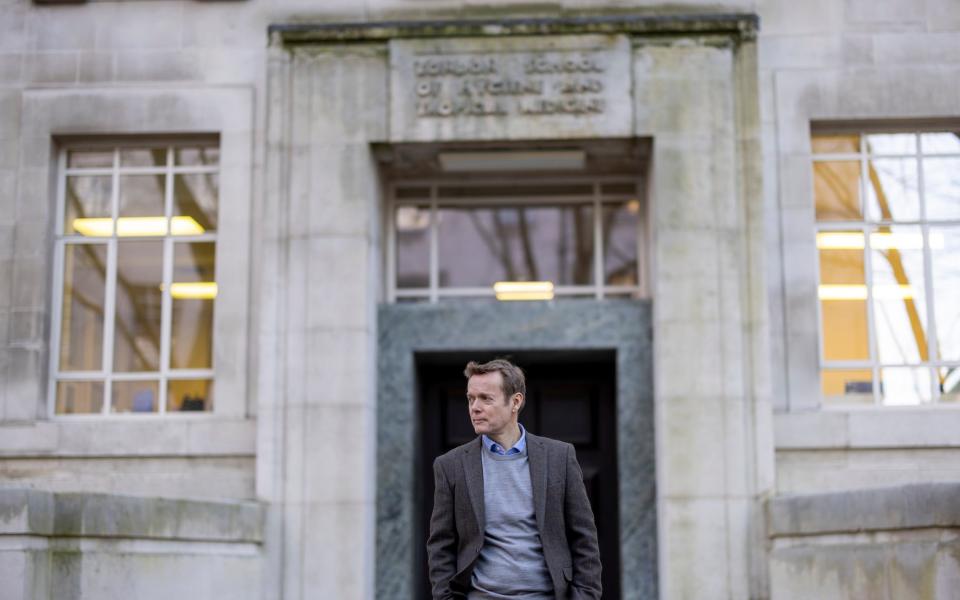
{"left": 466, "top": 371, "right": 519, "bottom": 437}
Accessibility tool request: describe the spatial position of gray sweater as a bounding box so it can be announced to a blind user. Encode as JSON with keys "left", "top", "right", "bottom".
{"left": 469, "top": 447, "right": 554, "bottom": 599}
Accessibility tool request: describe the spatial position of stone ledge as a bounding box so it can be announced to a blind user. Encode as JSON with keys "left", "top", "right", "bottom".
{"left": 271, "top": 13, "right": 760, "bottom": 45}
{"left": 769, "top": 482, "right": 960, "bottom": 537}
{"left": 0, "top": 488, "right": 263, "bottom": 543}
{"left": 774, "top": 408, "right": 960, "bottom": 449}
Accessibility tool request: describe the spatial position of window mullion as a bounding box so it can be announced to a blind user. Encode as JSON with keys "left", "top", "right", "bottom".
{"left": 101, "top": 148, "right": 121, "bottom": 414}
{"left": 917, "top": 133, "right": 941, "bottom": 402}
{"left": 860, "top": 137, "right": 881, "bottom": 406}
{"left": 159, "top": 146, "right": 174, "bottom": 415}
{"left": 593, "top": 182, "right": 603, "bottom": 300}
{"left": 429, "top": 185, "right": 439, "bottom": 304}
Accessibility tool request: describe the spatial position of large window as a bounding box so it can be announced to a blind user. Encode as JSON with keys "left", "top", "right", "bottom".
{"left": 51, "top": 142, "right": 219, "bottom": 416}
{"left": 387, "top": 178, "right": 644, "bottom": 302}
{"left": 813, "top": 130, "right": 960, "bottom": 406}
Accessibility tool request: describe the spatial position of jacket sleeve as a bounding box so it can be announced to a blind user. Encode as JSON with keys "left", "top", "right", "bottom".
{"left": 426, "top": 457, "right": 458, "bottom": 600}
{"left": 563, "top": 443, "right": 602, "bottom": 600}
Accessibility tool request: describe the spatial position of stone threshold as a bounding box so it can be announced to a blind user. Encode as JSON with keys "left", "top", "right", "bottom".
{"left": 270, "top": 13, "right": 760, "bottom": 45}
{"left": 769, "top": 482, "right": 960, "bottom": 538}
{"left": 0, "top": 488, "right": 263, "bottom": 543}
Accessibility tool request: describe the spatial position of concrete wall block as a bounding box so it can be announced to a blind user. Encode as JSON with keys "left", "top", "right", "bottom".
{"left": 24, "top": 52, "right": 77, "bottom": 85}
{"left": 305, "top": 235, "right": 372, "bottom": 331}
{"left": 77, "top": 51, "right": 115, "bottom": 83}
{"left": 200, "top": 49, "right": 266, "bottom": 85}
{"left": 775, "top": 449, "right": 960, "bottom": 494}
{"left": 778, "top": 153, "right": 815, "bottom": 210}
{"left": 115, "top": 50, "right": 202, "bottom": 82}
{"left": 759, "top": 35, "right": 843, "bottom": 70}
{"left": 3, "top": 347, "right": 43, "bottom": 421}
{"left": 0, "top": 53, "right": 23, "bottom": 85}
{"left": 928, "top": 0, "right": 960, "bottom": 31}
{"left": 660, "top": 396, "right": 751, "bottom": 497}
{"left": 774, "top": 411, "right": 850, "bottom": 449}
{"left": 0, "top": 90, "right": 21, "bottom": 133}
{"left": 301, "top": 500, "right": 374, "bottom": 599}
{"left": 652, "top": 143, "right": 723, "bottom": 229}
{"left": 0, "top": 2, "right": 28, "bottom": 52}
{"left": 306, "top": 144, "right": 377, "bottom": 237}
{"left": 759, "top": 0, "right": 846, "bottom": 35}
{"left": 181, "top": 6, "right": 264, "bottom": 49}
{"left": 93, "top": 3, "right": 183, "bottom": 51}
{"left": 57, "top": 421, "right": 188, "bottom": 455}
{"left": 845, "top": 0, "right": 927, "bottom": 28}
{"left": 302, "top": 48, "right": 388, "bottom": 142}
{"left": 661, "top": 497, "right": 733, "bottom": 600}
{"left": 0, "top": 456, "right": 256, "bottom": 500}
{"left": 302, "top": 405, "right": 375, "bottom": 503}
{"left": 872, "top": 32, "right": 960, "bottom": 65}
{"left": 654, "top": 320, "right": 724, "bottom": 398}
{"left": 848, "top": 411, "right": 960, "bottom": 447}
{"left": 842, "top": 34, "right": 874, "bottom": 65}
{"left": 305, "top": 328, "right": 372, "bottom": 408}
{"left": 27, "top": 7, "right": 96, "bottom": 52}
{"left": 185, "top": 419, "right": 257, "bottom": 456}
{"left": 8, "top": 308, "right": 45, "bottom": 347}
{"left": 10, "top": 257, "right": 47, "bottom": 310}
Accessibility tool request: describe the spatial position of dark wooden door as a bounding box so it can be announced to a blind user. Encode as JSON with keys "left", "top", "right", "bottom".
{"left": 416, "top": 351, "right": 620, "bottom": 599}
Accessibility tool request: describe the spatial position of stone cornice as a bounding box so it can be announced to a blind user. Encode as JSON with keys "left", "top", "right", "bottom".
{"left": 270, "top": 13, "right": 760, "bottom": 46}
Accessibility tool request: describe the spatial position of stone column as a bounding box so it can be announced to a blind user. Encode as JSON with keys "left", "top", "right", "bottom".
{"left": 258, "top": 37, "right": 386, "bottom": 600}
{"left": 634, "top": 35, "right": 774, "bottom": 599}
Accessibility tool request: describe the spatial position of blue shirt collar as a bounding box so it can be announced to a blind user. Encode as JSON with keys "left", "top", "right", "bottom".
{"left": 482, "top": 423, "right": 526, "bottom": 456}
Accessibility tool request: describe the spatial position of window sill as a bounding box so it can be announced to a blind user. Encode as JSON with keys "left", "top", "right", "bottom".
{"left": 0, "top": 418, "right": 255, "bottom": 458}
{"left": 775, "top": 407, "right": 960, "bottom": 450}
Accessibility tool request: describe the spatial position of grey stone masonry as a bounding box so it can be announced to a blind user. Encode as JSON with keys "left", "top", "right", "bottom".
{"left": 0, "top": 488, "right": 263, "bottom": 542}
{"left": 769, "top": 483, "right": 960, "bottom": 537}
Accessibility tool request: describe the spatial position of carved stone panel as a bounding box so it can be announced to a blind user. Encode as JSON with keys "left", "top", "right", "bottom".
{"left": 389, "top": 35, "right": 633, "bottom": 142}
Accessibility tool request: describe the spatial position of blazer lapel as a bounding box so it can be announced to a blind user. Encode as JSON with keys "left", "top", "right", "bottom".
{"left": 461, "top": 437, "right": 485, "bottom": 530}
{"left": 526, "top": 434, "right": 548, "bottom": 533}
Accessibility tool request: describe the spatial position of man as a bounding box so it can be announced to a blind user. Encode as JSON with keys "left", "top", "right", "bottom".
{"left": 427, "top": 358, "right": 602, "bottom": 600}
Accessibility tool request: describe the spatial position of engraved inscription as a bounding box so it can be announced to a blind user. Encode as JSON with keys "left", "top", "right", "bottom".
{"left": 412, "top": 51, "right": 608, "bottom": 119}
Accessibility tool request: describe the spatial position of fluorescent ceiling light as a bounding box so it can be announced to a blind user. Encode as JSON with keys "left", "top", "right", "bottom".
{"left": 819, "top": 284, "right": 916, "bottom": 300}
{"left": 439, "top": 151, "right": 586, "bottom": 172}
{"left": 72, "top": 216, "right": 205, "bottom": 237}
{"left": 816, "top": 231, "right": 943, "bottom": 250}
{"left": 494, "top": 281, "right": 555, "bottom": 301}
{"left": 170, "top": 282, "right": 218, "bottom": 300}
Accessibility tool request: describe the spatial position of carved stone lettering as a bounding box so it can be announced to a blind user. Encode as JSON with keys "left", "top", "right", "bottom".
{"left": 390, "top": 36, "right": 632, "bottom": 141}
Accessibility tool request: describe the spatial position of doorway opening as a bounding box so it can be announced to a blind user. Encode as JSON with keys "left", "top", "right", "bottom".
{"left": 415, "top": 349, "right": 621, "bottom": 599}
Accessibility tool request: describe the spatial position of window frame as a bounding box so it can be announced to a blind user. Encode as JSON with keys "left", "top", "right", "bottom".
{"left": 49, "top": 139, "right": 220, "bottom": 419}
{"left": 812, "top": 129, "right": 960, "bottom": 406}
{"left": 385, "top": 175, "right": 648, "bottom": 303}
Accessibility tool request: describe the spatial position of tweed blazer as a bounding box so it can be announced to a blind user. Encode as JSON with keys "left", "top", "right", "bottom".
{"left": 426, "top": 432, "right": 602, "bottom": 600}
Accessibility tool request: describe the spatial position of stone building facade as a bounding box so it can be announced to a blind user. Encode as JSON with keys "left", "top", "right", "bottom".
{"left": 1, "top": 1, "right": 959, "bottom": 599}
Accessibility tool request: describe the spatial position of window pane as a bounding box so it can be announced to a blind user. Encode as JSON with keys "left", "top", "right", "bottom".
{"left": 60, "top": 244, "right": 107, "bottom": 371}
{"left": 864, "top": 158, "right": 919, "bottom": 221}
{"left": 880, "top": 366, "right": 932, "bottom": 406}
{"left": 67, "top": 150, "right": 113, "bottom": 169}
{"left": 821, "top": 369, "right": 873, "bottom": 406}
{"left": 55, "top": 381, "right": 104, "bottom": 414}
{"left": 396, "top": 206, "right": 430, "bottom": 289}
{"left": 118, "top": 175, "right": 165, "bottom": 221}
{"left": 813, "top": 161, "right": 861, "bottom": 221}
{"left": 931, "top": 226, "right": 960, "bottom": 361}
{"left": 812, "top": 134, "right": 860, "bottom": 155}
{"left": 865, "top": 133, "right": 916, "bottom": 156}
{"left": 174, "top": 146, "right": 219, "bottom": 167}
{"left": 939, "top": 367, "right": 960, "bottom": 403}
{"left": 167, "top": 379, "right": 213, "bottom": 412}
{"left": 920, "top": 132, "right": 960, "bottom": 155}
{"left": 870, "top": 226, "right": 928, "bottom": 364}
{"left": 603, "top": 201, "right": 639, "bottom": 286}
{"left": 437, "top": 205, "right": 593, "bottom": 287}
{"left": 111, "top": 380, "right": 159, "bottom": 413}
{"left": 173, "top": 173, "right": 218, "bottom": 233}
{"left": 922, "top": 158, "right": 960, "bottom": 221}
{"left": 170, "top": 242, "right": 216, "bottom": 370}
{"left": 65, "top": 176, "right": 112, "bottom": 235}
{"left": 818, "top": 242, "right": 869, "bottom": 361}
{"left": 113, "top": 241, "right": 163, "bottom": 372}
{"left": 120, "top": 148, "right": 166, "bottom": 168}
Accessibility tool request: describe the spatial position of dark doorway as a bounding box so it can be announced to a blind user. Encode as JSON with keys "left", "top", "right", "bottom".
{"left": 416, "top": 350, "right": 621, "bottom": 599}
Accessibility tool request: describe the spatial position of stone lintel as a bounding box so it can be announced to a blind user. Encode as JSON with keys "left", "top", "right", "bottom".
{"left": 270, "top": 13, "right": 760, "bottom": 46}
{"left": 769, "top": 482, "right": 960, "bottom": 538}
{"left": 0, "top": 488, "right": 263, "bottom": 543}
